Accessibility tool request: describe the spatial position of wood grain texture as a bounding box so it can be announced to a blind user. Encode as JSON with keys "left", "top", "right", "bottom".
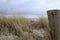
{"left": 47, "top": 10, "right": 60, "bottom": 40}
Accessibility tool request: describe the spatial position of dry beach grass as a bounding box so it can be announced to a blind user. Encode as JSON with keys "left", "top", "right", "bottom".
{"left": 0, "top": 16, "right": 50, "bottom": 40}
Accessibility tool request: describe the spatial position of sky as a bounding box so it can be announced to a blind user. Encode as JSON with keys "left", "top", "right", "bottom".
{"left": 0, "top": 0, "right": 60, "bottom": 18}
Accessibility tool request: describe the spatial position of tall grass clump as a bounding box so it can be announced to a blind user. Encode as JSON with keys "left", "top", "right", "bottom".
{"left": 37, "top": 17, "right": 49, "bottom": 29}
{"left": 0, "top": 16, "right": 50, "bottom": 40}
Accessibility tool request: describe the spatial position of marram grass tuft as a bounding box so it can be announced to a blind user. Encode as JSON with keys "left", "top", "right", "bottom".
{"left": 0, "top": 16, "right": 50, "bottom": 40}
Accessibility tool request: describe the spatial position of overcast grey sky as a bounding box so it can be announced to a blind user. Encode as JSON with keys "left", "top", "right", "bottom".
{"left": 0, "top": 0, "right": 60, "bottom": 18}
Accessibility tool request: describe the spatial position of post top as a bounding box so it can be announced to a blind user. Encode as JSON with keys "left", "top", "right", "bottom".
{"left": 47, "top": 9, "right": 60, "bottom": 13}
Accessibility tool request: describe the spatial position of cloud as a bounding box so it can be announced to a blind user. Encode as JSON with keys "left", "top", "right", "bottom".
{"left": 0, "top": 0, "right": 60, "bottom": 11}
{"left": 0, "top": 0, "right": 60, "bottom": 18}
{"left": 0, "top": 0, "right": 60, "bottom": 12}
{"left": 42, "top": 0, "right": 60, "bottom": 10}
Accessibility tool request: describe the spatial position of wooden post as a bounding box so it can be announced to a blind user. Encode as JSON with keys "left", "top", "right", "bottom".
{"left": 47, "top": 10, "right": 60, "bottom": 40}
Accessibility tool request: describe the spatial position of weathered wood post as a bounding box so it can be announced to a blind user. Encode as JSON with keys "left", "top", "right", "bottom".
{"left": 47, "top": 10, "right": 60, "bottom": 40}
